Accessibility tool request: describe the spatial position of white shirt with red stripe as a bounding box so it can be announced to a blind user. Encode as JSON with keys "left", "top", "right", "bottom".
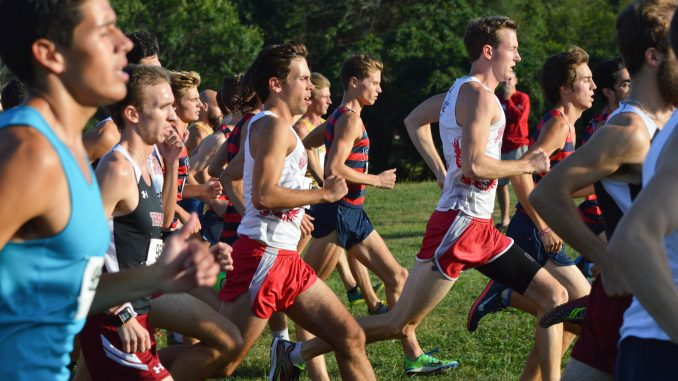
{"left": 621, "top": 110, "right": 678, "bottom": 343}
{"left": 237, "top": 111, "right": 308, "bottom": 250}
{"left": 436, "top": 76, "right": 506, "bottom": 219}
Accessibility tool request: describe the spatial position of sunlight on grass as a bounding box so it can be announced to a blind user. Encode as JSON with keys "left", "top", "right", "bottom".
{"left": 167, "top": 181, "right": 579, "bottom": 380}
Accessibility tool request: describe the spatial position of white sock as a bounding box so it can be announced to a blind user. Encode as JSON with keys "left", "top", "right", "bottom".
{"left": 271, "top": 329, "right": 289, "bottom": 341}
{"left": 290, "top": 343, "right": 304, "bottom": 366}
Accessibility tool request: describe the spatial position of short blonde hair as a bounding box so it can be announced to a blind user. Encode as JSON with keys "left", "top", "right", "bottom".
{"left": 311, "top": 72, "right": 330, "bottom": 98}
{"left": 170, "top": 70, "right": 201, "bottom": 99}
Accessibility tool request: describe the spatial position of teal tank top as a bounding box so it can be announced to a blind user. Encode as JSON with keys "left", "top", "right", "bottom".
{"left": 0, "top": 106, "right": 110, "bottom": 381}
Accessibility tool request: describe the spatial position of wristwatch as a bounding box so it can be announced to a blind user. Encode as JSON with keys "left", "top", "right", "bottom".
{"left": 109, "top": 306, "right": 135, "bottom": 326}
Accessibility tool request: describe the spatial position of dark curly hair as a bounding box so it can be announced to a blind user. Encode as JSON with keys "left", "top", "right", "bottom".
{"left": 127, "top": 31, "right": 160, "bottom": 64}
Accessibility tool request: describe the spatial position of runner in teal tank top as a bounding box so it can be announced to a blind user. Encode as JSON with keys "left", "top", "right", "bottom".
{"left": 0, "top": 107, "right": 110, "bottom": 381}
{"left": 0, "top": 2, "right": 222, "bottom": 380}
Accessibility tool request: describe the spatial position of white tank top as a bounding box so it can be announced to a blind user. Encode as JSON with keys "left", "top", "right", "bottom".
{"left": 620, "top": 109, "right": 678, "bottom": 342}
{"left": 237, "top": 111, "right": 308, "bottom": 250}
{"left": 599, "top": 102, "right": 659, "bottom": 213}
{"left": 436, "top": 76, "right": 506, "bottom": 218}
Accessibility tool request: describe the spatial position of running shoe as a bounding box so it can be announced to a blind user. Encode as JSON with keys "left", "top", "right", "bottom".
{"left": 539, "top": 295, "right": 589, "bottom": 328}
{"left": 346, "top": 282, "right": 384, "bottom": 306}
{"left": 269, "top": 337, "right": 304, "bottom": 381}
{"left": 368, "top": 301, "right": 389, "bottom": 315}
{"left": 575, "top": 256, "right": 595, "bottom": 278}
{"left": 467, "top": 280, "right": 508, "bottom": 332}
{"left": 346, "top": 286, "right": 364, "bottom": 305}
{"left": 372, "top": 281, "right": 384, "bottom": 294}
{"left": 404, "top": 349, "right": 459, "bottom": 375}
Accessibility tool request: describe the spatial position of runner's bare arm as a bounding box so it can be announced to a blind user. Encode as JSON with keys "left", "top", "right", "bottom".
{"left": 252, "top": 118, "right": 345, "bottom": 209}
{"left": 325, "top": 112, "right": 395, "bottom": 188}
{"left": 185, "top": 125, "right": 211, "bottom": 155}
{"left": 90, "top": 215, "right": 219, "bottom": 314}
{"left": 607, "top": 139, "right": 678, "bottom": 343}
{"left": 208, "top": 137, "right": 231, "bottom": 178}
{"left": 183, "top": 173, "right": 222, "bottom": 200}
{"left": 83, "top": 119, "right": 119, "bottom": 162}
{"left": 302, "top": 121, "right": 326, "bottom": 149}
{"left": 189, "top": 133, "right": 225, "bottom": 176}
{"left": 294, "top": 119, "right": 323, "bottom": 186}
{"left": 508, "top": 118, "right": 571, "bottom": 249}
{"left": 531, "top": 118, "right": 651, "bottom": 265}
{"left": 404, "top": 92, "right": 447, "bottom": 188}
{"left": 221, "top": 149, "right": 246, "bottom": 215}
{"left": 459, "top": 85, "right": 548, "bottom": 179}
{"left": 156, "top": 134, "right": 181, "bottom": 229}
{"left": 306, "top": 148, "right": 323, "bottom": 186}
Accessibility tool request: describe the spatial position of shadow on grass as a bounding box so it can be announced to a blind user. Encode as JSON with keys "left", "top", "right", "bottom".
{"left": 222, "top": 364, "right": 268, "bottom": 379}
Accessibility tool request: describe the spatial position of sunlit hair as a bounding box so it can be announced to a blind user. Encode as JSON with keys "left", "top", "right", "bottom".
{"left": 245, "top": 41, "right": 308, "bottom": 103}
{"left": 464, "top": 16, "right": 518, "bottom": 62}
{"left": 107, "top": 65, "right": 171, "bottom": 128}
{"left": 311, "top": 72, "right": 330, "bottom": 98}
{"left": 169, "top": 70, "right": 201, "bottom": 99}
{"left": 541, "top": 46, "right": 590, "bottom": 104}
{"left": 340, "top": 54, "right": 383, "bottom": 90}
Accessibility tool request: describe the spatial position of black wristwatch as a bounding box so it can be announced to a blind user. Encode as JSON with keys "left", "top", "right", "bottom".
{"left": 109, "top": 306, "right": 134, "bottom": 327}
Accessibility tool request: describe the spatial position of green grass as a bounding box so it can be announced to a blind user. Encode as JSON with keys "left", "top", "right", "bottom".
{"left": 172, "top": 181, "right": 579, "bottom": 380}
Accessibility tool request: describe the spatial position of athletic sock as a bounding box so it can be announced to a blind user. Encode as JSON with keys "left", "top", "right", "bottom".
{"left": 290, "top": 343, "right": 304, "bottom": 366}
{"left": 500, "top": 289, "right": 512, "bottom": 307}
{"left": 583, "top": 262, "right": 594, "bottom": 277}
{"left": 347, "top": 285, "right": 359, "bottom": 294}
{"left": 272, "top": 329, "right": 290, "bottom": 341}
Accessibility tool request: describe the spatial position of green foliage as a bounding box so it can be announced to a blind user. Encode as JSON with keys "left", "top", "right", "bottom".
{"left": 109, "top": 0, "right": 634, "bottom": 179}
{"left": 111, "top": 0, "right": 263, "bottom": 90}
{"left": 230, "top": 0, "right": 633, "bottom": 179}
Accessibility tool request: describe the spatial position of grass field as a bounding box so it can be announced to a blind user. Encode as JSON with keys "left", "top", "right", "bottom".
{"left": 190, "top": 181, "right": 579, "bottom": 380}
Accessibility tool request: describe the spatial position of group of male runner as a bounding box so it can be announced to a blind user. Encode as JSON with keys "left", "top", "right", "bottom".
{"left": 2, "top": 0, "right": 678, "bottom": 380}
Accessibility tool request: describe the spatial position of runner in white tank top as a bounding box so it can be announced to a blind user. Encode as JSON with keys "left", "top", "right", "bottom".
{"left": 238, "top": 110, "right": 308, "bottom": 250}
{"left": 215, "top": 42, "right": 376, "bottom": 381}
{"left": 528, "top": 100, "right": 668, "bottom": 380}
{"left": 294, "top": 17, "right": 572, "bottom": 381}
{"left": 437, "top": 76, "right": 505, "bottom": 218}
{"left": 603, "top": 10, "right": 678, "bottom": 377}
{"left": 619, "top": 110, "right": 678, "bottom": 342}
{"left": 606, "top": 109, "right": 678, "bottom": 379}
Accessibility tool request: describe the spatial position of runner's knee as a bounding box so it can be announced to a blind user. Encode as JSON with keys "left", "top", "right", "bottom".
{"left": 331, "top": 322, "right": 366, "bottom": 354}
{"left": 536, "top": 280, "right": 568, "bottom": 312}
{"left": 384, "top": 266, "right": 408, "bottom": 293}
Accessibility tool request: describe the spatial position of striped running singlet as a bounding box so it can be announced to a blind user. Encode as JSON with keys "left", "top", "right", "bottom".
{"left": 325, "top": 106, "right": 369, "bottom": 206}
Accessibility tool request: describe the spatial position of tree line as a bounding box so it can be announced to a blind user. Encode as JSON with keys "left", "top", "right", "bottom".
{"left": 3, "top": 0, "right": 632, "bottom": 180}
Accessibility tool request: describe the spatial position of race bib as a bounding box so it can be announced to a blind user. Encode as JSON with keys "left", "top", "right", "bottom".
{"left": 75, "top": 256, "right": 105, "bottom": 319}
{"left": 145, "top": 238, "right": 164, "bottom": 266}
